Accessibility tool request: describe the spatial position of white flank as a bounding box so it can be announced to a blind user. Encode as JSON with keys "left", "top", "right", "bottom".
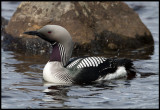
{"left": 98, "top": 66, "right": 127, "bottom": 81}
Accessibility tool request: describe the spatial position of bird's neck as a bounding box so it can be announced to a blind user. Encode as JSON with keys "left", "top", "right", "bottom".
{"left": 50, "top": 44, "right": 61, "bottom": 62}
{"left": 50, "top": 42, "right": 73, "bottom": 66}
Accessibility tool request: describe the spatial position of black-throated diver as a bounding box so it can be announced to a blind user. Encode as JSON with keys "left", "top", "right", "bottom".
{"left": 24, "top": 25, "right": 136, "bottom": 84}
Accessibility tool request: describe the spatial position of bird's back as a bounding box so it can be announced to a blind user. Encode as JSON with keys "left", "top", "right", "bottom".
{"left": 66, "top": 57, "right": 136, "bottom": 84}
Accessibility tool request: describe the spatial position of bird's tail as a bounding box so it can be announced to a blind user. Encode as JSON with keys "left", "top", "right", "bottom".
{"left": 116, "top": 58, "right": 136, "bottom": 79}
{"left": 99, "top": 58, "right": 136, "bottom": 80}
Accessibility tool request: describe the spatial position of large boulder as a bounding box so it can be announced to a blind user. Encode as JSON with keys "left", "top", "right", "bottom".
{"left": 3, "top": 1, "right": 154, "bottom": 54}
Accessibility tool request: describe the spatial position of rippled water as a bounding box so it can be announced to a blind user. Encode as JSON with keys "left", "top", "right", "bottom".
{"left": 1, "top": 2, "right": 159, "bottom": 109}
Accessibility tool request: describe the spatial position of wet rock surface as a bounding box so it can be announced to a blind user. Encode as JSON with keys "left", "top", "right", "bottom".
{"left": 3, "top": 2, "right": 154, "bottom": 54}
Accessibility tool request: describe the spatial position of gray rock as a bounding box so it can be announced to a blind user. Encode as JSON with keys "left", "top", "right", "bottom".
{"left": 3, "top": 1, "right": 154, "bottom": 54}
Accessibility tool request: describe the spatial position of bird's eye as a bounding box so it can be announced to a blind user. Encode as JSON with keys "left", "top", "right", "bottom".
{"left": 48, "top": 31, "right": 52, "bottom": 34}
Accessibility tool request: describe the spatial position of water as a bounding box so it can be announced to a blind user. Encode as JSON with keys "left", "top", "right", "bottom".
{"left": 1, "top": 2, "right": 159, "bottom": 109}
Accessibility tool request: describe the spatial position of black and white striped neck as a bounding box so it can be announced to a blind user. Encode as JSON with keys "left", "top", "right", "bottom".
{"left": 50, "top": 43, "right": 68, "bottom": 66}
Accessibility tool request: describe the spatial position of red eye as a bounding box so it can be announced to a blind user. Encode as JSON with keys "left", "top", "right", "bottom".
{"left": 48, "top": 31, "right": 52, "bottom": 34}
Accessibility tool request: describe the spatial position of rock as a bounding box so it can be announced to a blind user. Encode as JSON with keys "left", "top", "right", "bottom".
{"left": 3, "top": 2, "right": 154, "bottom": 54}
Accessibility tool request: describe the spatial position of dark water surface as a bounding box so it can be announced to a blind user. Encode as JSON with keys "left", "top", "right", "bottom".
{"left": 1, "top": 2, "right": 159, "bottom": 108}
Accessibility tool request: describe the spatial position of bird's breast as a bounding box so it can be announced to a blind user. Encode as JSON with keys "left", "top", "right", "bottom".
{"left": 43, "top": 61, "right": 73, "bottom": 83}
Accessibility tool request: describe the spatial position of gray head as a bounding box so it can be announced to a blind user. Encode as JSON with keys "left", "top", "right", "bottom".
{"left": 24, "top": 25, "right": 74, "bottom": 66}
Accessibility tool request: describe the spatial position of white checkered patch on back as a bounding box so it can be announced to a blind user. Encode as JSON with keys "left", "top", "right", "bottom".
{"left": 77, "top": 57, "right": 107, "bottom": 69}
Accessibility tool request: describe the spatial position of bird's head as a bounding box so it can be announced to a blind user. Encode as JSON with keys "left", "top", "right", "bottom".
{"left": 24, "top": 25, "right": 72, "bottom": 46}
{"left": 24, "top": 25, "right": 73, "bottom": 65}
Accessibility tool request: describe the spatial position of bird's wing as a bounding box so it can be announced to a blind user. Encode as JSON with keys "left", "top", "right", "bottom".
{"left": 66, "top": 56, "right": 108, "bottom": 69}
